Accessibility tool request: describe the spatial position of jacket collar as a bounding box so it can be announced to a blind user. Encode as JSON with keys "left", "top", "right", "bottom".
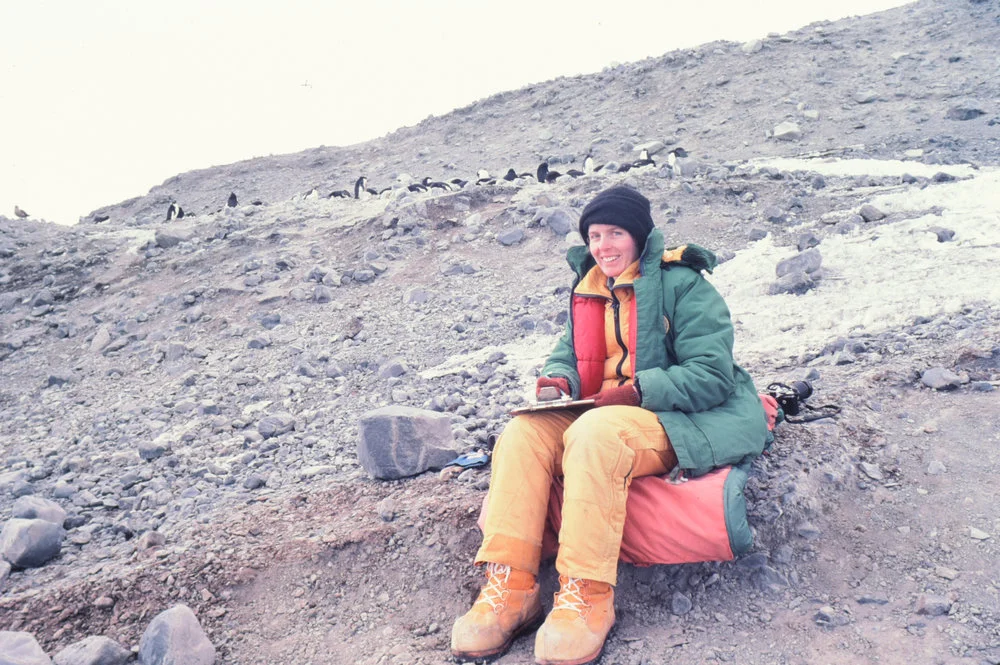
{"left": 566, "top": 229, "right": 718, "bottom": 278}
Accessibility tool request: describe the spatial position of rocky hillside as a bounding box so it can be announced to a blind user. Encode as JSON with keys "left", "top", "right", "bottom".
{"left": 1, "top": 1, "right": 999, "bottom": 664}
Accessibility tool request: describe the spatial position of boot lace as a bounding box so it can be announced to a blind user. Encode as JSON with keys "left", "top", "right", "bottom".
{"left": 475, "top": 562, "right": 512, "bottom": 613}
{"left": 552, "top": 577, "right": 588, "bottom": 615}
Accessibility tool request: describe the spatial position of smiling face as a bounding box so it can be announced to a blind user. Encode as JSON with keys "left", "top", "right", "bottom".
{"left": 587, "top": 223, "right": 639, "bottom": 278}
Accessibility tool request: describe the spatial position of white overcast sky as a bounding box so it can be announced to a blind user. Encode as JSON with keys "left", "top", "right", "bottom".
{"left": 1, "top": 0, "right": 911, "bottom": 225}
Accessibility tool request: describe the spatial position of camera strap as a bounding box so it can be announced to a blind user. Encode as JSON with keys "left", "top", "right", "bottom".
{"left": 784, "top": 402, "right": 841, "bottom": 423}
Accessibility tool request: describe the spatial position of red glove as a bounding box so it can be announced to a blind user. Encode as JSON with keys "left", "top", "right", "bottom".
{"left": 590, "top": 384, "right": 641, "bottom": 408}
{"left": 536, "top": 376, "right": 570, "bottom": 401}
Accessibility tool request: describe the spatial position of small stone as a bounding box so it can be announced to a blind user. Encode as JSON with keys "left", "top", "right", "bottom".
{"left": 497, "top": 229, "right": 525, "bottom": 246}
{"left": 814, "top": 605, "right": 837, "bottom": 623}
{"left": 670, "top": 591, "right": 692, "bottom": 615}
{"left": 137, "top": 531, "right": 166, "bottom": 550}
{"left": 243, "top": 474, "right": 266, "bottom": 490}
{"left": 796, "top": 233, "right": 820, "bottom": 251}
{"left": 926, "top": 461, "right": 947, "bottom": 475}
{"left": 796, "top": 522, "right": 821, "bottom": 540}
{"left": 377, "top": 498, "right": 397, "bottom": 522}
{"left": 771, "top": 121, "right": 802, "bottom": 141}
{"left": 859, "top": 462, "right": 883, "bottom": 481}
{"left": 95, "top": 595, "right": 116, "bottom": 609}
{"left": 927, "top": 226, "right": 955, "bottom": 242}
{"left": 258, "top": 413, "right": 295, "bottom": 439}
{"left": 969, "top": 527, "right": 990, "bottom": 540}
{"left": 921, "top": 367, "right": 963, "bottom": 390}
{"left": 139, "top": 437, "right": 170, "bottom": 461}
{"left": 858, "top": 204, "right": 886, "bottom": 222}
{"left": 856, "top": 594, "right": 889, "bottom": 605}
{"left": 935, "top": 566, "right": 959, "bottom": 580}
{"left": 915, "top": 594, "right": 952, "bottom": 616}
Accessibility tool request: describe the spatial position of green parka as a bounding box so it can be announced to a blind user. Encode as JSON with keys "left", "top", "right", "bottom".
{"left": 541, "top": 229, "right": 768, "bottom": 475}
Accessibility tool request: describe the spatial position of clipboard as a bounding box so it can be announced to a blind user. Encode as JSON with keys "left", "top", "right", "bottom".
{"left": 509, "top": 398, "right": 596, "bottom": 416}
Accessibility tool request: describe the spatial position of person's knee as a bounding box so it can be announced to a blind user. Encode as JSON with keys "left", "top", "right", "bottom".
{"left": 563, "top": 420, "right": 624, "bottom": 466}
{"left": 565, "top": 408, "right": 629, "bottom": 442}
{"left": 495, "top": 415, "right": 561, "bottom": 458}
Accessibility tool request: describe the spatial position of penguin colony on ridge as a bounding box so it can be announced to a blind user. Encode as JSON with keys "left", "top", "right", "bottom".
{"left": 158, "top": 145, "right": 688, "bottom": 218}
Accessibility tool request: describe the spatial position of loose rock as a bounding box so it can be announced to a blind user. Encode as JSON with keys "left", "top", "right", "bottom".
{"left": 1, "top": 518, "right": 64, "bottom": 568}
{"left": 0, "top": 631, "right": 52, "bottom": 665}
{"left": 138, "top": 604, "right": 216, "bottom": 665}
{"left": 53, "top": 635, "right": 131, "bottom": 665}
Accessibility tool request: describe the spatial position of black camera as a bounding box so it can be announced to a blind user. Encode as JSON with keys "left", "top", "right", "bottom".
{"left": 766, "top": 381, "right": 813, "bottom": 417}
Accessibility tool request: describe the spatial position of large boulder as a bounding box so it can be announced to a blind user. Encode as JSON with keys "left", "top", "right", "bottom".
{"left": 0, "top": 631, "right": 52, "bottom": 665}
{"left": 138, "top": 605, "right": 215, "bottom": 665}
{"left": 53, "top": 636, "right": 131, "bottom": 665}
{"left": 1, "top": 519, "right": 64, "bottom": 568}
{"left": 12, "top": 496, "right": 67, "bottom": 526}
{"left": 358, "top": 406, "right": 461, "bottom": 479}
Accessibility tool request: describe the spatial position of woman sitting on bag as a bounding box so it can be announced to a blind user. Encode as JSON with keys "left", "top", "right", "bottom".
{"left": 451, "top": 185, "right": 768, "bottom": 665}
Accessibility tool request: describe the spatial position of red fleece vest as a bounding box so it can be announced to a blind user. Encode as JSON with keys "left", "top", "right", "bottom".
{"left": 571, "top": 293, "right": 639, "bottom": 397}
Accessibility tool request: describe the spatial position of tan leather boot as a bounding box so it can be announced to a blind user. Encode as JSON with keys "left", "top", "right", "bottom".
{"left": 451, "top": 562, "right": 544, "bottom": 661}
{"left": 534, "top": 576, "right": 615, "bottom": 665}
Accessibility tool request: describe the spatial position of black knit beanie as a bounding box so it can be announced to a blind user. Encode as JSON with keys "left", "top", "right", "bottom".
{"left": 578, "top": 186, "right": 654, "bottom": 249}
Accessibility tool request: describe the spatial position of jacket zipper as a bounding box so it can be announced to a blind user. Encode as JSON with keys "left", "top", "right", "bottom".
{"left": 610, "top": 290, "right": 629, "bottom": 386}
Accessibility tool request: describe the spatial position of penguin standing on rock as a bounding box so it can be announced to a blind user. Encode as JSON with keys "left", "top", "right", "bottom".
{"left": 166, "top": 203, "right": 184, "bottom": 220}
{"left": 632, "top": 149, "right": 656, "bottom": 169}
{"left": 227, "top": 192, "right": 238, "bottom": 207}
{"left": 666, "top": 147, "right": 689, "bottom": 177}
{"left": 14, "top": 205, "right": 29, "bottom": 219}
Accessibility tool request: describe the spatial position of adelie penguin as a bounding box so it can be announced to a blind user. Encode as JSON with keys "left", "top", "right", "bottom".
{"left": 537, "top": 162, "right": 562, "bottom": 183}
{"left": 227, "top": 192, "right": 238, "bottom": 207}
{"left": 666, "top": 147, "right": 689, "bottom": 177}
{"left": 632, "top": 149, "right": 656, "bottom": 169}
{"left": 166, "top": 203, "right": 184, "bottom": 220}
{"left": 328, "top": 189, "right": 352, "bottom": 199}
{"left": 475, "top": 169, "right": 495, "bottom": 186}
{"left": 354, "top": 176, "right": 370, "bottom": 200}
{"left": 422, "top": 177, "right": 450, "bottom": 191}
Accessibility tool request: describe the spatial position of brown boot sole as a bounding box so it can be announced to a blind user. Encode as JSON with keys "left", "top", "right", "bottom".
{"left": 451, "top": 609, "right": 545, "bottom": 662}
